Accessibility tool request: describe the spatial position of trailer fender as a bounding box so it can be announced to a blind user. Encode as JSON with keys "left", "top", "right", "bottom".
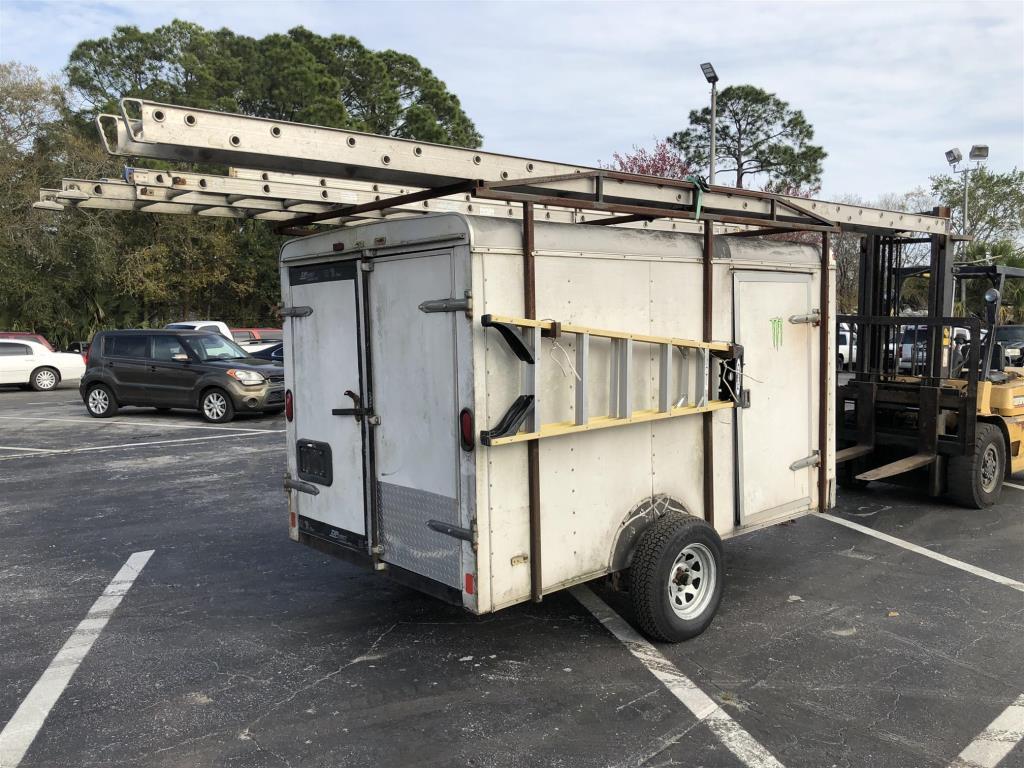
{"left": 609, "top": 494, "right": 690, "bottom": 574}
{"left": 978, "top": 416, "right": 1016, "bottom": 479}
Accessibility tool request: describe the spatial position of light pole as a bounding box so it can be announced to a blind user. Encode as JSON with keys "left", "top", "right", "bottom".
{"left": 945, "top": 144, "right": 989, "bottom": 311}
{"left": 701, "top": 63, "right": 719, "bottom": 185}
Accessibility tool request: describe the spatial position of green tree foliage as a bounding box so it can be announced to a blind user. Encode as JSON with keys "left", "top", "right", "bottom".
{"left": 66, "top": 21, "right": 481, "bottom": 146}
{"left": 669, "top": 85, "right": 825, "bottom": 189}
{"left": 3, "top": 23, "right": 481, "bottom": 347}
{"left": 930, "top": 166, "right": 1024, "bottom": 257}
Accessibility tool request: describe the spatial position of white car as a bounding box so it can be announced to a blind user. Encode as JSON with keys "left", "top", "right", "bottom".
{"left": 0, "top": 339, "right": 86, "bottom": 391}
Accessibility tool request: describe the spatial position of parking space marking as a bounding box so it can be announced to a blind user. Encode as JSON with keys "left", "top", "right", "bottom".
{"left": 820, "top": 514, "right": 1024, "bottom": 592}
{"left": 949, "top": 693, "right": 1024, "bottom": 768}
{"left": 0, "top": 550, "right": 154, "bottom": 768}
{"left": 1004, "top": 482, "right": 1024, "bottom": 492}
{"left": 0, "top": 415, "right": 279, "bottom": 433}
{"left": 571, "top": 585, "right": 785, "bottom": 768}
{"left": 0, "top": 430, "right": 284, "bottom": 461}
{"left": 0, "top": 445, "right": 54, "bottom": 453}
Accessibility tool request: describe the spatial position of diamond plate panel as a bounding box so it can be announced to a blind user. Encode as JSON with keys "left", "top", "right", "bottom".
{"left": 377, "top": 482, "right": 461, "bottom": 588}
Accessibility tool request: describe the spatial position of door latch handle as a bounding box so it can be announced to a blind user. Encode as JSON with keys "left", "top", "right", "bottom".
{"left": 332, "top": 390, "right": 371, "bottom": 422}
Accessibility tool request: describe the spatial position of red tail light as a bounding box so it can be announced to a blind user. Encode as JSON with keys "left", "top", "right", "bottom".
{"left": 459, "top": 408, "right": 474, "bottom": 451}
{"left": 285, "top": 389, "right": 294, "bottom": 421}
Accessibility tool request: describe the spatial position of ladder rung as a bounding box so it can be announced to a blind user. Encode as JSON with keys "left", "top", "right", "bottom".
{"left": 575, "top": 333, "right": 589, "bottom": 426}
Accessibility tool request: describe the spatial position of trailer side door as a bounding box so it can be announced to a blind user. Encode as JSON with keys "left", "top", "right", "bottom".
{"left": 734, "top": 271, "right": 815, "bottom": 523}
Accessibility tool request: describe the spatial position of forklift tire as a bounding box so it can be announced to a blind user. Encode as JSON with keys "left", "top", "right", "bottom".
{"left": 947, "top": 423, "right": 1005, "bottom": 509}
{"left": 629, "top": 514, "right": 724, "bottom": 643}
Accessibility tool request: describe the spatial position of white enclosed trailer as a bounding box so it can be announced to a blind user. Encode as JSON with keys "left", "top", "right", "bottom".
{"left": 36, "top": 99, "right": 950, "bottom": 641}
{"left": 279, "top": 212, "right": 830, "bottom": 640}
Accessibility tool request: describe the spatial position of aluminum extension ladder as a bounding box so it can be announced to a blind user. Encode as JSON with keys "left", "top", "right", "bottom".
{"left": 478, "top": 314, "right": 744, "bottom": 446}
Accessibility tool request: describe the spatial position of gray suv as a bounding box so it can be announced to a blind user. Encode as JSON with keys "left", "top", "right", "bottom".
{"left": 80, "top": 330, "right": 285, "bottom": 423}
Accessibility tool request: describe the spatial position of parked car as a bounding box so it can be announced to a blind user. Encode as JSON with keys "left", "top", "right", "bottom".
{"left": 837, "top": 329, "right": 857, "bottom": 369}
{"left": 165, "top": 320, "right": 232, "bottom": 338}
{"left": 80, "top": 330, "right": 286, "bottom": 423}
{"left": 0, "top": 331, "right": 54, "bottom": 351}
{"left": 231, "top": 327, "right": 283, "bottom": 345}
{"left": 0, "top": 339, "right": 86, "bottom": 391}
{"left": 249, "top": 342, "right": 284, "bottom": 363}
{"left": 66, "top": 340, "right": 90, "bottom": 358}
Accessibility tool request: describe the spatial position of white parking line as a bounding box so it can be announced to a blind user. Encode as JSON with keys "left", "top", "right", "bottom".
{"left": 820, "top": 514, "right": 1024, "bottom": 592}
{"left": 0, "top": 430, "right": 284, "bottom": 461}
{"left": 0, "top": 550, "right": 154, "bottom": 768}
{"left": 571, "top": 585, "right": 785, "bottom": 768}
{"left": 0, "top": 415, "right": 279, "bottom": 433}
{"left": 949, "top": 693, "right": 1024, "bottom": 768}
{"left": 1005, "top": 482, "right": 1024, "bottom": 492}
{"left": 0, "top": 445, "right": 54, "bottom": 453}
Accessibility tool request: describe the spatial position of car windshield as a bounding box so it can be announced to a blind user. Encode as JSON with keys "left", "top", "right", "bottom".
{"left": 184, "top": 334, "right": 250, "bottom": 361}
{"left": 995, "top": 326, "right": 1024, "bottom": 343}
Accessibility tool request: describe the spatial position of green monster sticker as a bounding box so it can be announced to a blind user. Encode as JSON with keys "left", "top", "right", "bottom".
{"left": 770, "top": 317, "right": 783, "bottom": 350}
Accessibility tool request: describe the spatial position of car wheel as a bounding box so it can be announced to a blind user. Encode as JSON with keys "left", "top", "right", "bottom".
{"left": 629, "top": 513, "right": 724, "bottom": 643}
{"left": 85, "top": 384, "right": 118, "bottom": 418}
{"left": 200, "top": 389, "right": 235, "bottom": 423}
{"left": 31, "top": 367, "right": 60, "bottom": 392}
{"left": 948, "top": 423, "right": 1005, "bottom": 508}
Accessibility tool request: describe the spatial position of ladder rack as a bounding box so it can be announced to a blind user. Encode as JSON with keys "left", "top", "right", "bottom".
{"left": 37, "top": 167, "right": 728, "bottom": 235}
{"left": 35, "top": 99, "right": 951, "bottom": 238}
{"left": 479, "top": 315, "right": 742, "bottom": 447}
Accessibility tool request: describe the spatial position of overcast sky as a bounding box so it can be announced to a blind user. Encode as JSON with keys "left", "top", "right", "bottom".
{"left": 1, "top": 0, "right": 1021, "bottom": 199}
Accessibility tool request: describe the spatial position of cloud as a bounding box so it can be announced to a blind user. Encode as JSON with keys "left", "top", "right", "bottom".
{"left": 1, "top": 0, "right": 1021, "bottom": 197}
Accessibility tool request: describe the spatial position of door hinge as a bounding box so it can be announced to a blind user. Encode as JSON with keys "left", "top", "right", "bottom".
{"left": 419, "top": 290, "right": 472, "bottom": 318}
{"left": 789, "top": 450, "right": 820, "bottom": 471}
{"left": 360, "top": 260, "right": 374, "bottom": 272}
{"left": 280, "top": 305, "right": 313, "bottom": 318}
{"left": 788, "top": 309, "right": 821, "bottom": 326}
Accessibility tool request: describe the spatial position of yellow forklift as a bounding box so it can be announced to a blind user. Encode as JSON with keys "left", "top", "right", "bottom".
{"left": 836, "top": 223, "right": 1024, "bottom": 508}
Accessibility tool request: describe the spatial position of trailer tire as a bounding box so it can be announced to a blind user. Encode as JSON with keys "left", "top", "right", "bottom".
{"left": 629, "top": 514, "right": 724, "bottom": 643}
{"left": 948, "top": 423, "right": 1005, "bottom": 508}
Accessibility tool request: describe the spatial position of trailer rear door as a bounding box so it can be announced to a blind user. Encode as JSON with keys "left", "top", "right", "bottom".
{"left": 368, "top": 251, "right": 464, "bottom": 590}
{"left": 734, "top": 271, "right": 815, "bottom": 523}
{"left": 287, "top": 261, "right": 367, "bottom": 547}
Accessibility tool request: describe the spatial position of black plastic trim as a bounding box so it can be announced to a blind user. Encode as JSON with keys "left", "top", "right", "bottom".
{"left": 479, "top": 394, "right": 534, "bottom": 445}
{"left": 481, "top": 314, "right": 534, "bottom": 363}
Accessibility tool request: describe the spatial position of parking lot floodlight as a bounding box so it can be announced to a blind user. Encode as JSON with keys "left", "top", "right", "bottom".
{"left": 700, "top": 62, "right": 718, "bottom": 83}
{"left": 945, "top": 148, "right": 962, "bottom": 166}
{"left": 969, "top": 144, "right": 989, "bottom": 161}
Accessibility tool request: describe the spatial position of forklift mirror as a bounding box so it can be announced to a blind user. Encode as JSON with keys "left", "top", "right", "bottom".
{"left": 984, "top": 288, "right": 1000, "bottom": 325}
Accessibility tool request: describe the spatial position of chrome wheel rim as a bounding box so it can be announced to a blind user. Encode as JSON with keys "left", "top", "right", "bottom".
{"left": 203, "top": 392, "right": 227, "bottom": 420}
{"left": 88, "top": 388, "right": 108, "bottom": 413}
{"left": 667, "top": 543, "right": 716, "bottom": 620}
{"left": 36, "top": 370, "right": 57, "bottom": 389}
{"left": 980, "top": 444, "right": 999, "bottom": 493}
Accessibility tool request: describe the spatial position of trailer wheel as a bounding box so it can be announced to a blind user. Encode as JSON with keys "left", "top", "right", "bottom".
{"left": 629, "top": 514, "right": 724, "bottom": 643}
{"left": 948, "top": 423, "right": 1005, "bottom": 508}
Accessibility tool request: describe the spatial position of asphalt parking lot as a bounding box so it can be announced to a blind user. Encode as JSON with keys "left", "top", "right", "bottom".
{"left": 1, "top": 383, "right": 1022, "bottom": 768}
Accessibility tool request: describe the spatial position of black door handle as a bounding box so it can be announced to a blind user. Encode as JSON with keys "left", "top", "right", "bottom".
{"left": 332, "top": 390, "right": 370, "bottom": 422}
{"left": 149, "top": 365, "right": 157, "bottom": 372}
